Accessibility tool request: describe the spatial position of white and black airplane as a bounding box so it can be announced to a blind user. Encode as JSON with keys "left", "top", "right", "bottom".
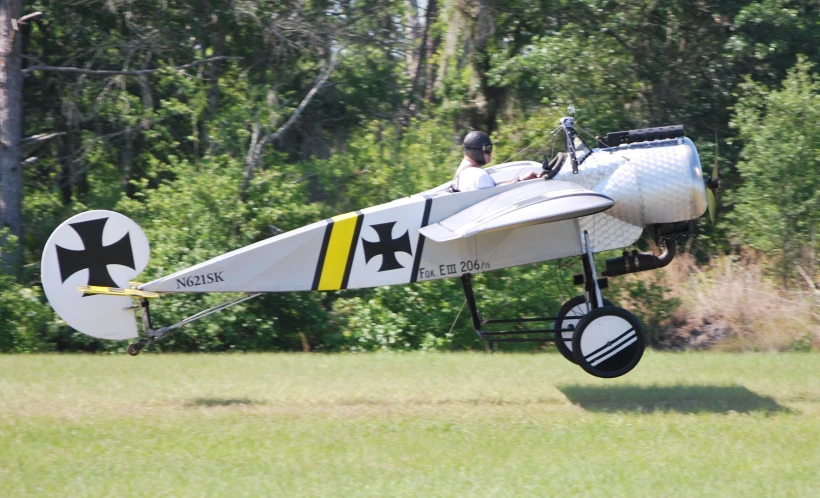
{"left": 41, "top": 112, "right": 719, "bottom": 378}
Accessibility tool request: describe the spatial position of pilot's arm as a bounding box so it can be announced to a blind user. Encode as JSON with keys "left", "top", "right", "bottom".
{"left": 497, "top": 170, "right": 538, "bottom": 185}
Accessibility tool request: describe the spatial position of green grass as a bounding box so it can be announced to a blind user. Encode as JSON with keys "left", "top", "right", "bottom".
{"left": 1, "top": 352, "right": 819, "bottom": 497}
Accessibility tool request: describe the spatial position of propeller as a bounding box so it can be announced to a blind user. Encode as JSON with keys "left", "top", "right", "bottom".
{"left": 705, "top": 137, "right": 721, "bottom": 224}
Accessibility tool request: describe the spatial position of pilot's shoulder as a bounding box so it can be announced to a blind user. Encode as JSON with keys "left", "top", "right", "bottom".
{"left": 476, "top": 171, "right": 496, "bottom": 188}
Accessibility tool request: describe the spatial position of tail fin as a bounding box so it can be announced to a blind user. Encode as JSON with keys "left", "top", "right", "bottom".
{"left": 41, "top": 210, "right": 150, "bottom": 340}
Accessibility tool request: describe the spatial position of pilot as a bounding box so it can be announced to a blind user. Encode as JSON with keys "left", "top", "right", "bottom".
{"left": 452, "top": 131, "right": 537, "bottom": 192}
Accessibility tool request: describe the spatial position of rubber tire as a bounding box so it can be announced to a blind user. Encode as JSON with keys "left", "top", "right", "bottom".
{"left": 571, "top": 306, "right": 645, "bottom": 378}
{"left": 554, "top": 296, "right": 614, "bottom": 364}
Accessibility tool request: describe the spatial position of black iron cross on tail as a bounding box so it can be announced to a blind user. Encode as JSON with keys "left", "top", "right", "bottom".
{"left": 56, "top": 218, "right": 135, "bottom": 289}
{"left": 362, "top": 222, "right": 412, "bottom": 272}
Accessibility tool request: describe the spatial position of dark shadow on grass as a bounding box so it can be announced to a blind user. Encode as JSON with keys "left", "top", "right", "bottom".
{"left": 187, "top": 398, "right": 264, "bottom": 407}
{"left": 558, "top": 385, "right": 791, "bottom": 414}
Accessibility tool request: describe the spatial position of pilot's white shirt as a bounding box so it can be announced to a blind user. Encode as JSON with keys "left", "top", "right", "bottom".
{"left": 453, "top": 158, "right": 496, "bottom": 192}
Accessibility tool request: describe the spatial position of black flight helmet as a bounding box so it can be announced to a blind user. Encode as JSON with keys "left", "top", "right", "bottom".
{"left": 463, "top": 131, "right": 493, "bottom": 165}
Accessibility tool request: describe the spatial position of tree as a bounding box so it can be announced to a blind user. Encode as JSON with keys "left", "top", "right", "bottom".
{"left": 728, "top": 58, "right": 820, "bottom": 284}
{"left": 0, "top": 0, "right": 25, "bottom": 274}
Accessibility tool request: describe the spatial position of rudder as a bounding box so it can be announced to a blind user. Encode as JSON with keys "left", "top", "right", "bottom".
{"left": 41, "top": 210, "right": 150, "bottom": 340}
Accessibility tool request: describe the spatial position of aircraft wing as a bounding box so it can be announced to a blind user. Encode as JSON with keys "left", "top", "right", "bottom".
{"left": 418, "top": 180, "right": 614, "bottom": 243}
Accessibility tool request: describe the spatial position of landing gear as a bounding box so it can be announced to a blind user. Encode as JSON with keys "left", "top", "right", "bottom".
{"left": 572, "top": 306, "right": 645, "bottom": 378}
{"left": 570, "top": 231, "right": 645, "bottom": 377}
{"left": 457, "top": 230, "right": 650, "bottom": 378}
{"left": 554, "top": 295, "right": 614, "bottom": 364}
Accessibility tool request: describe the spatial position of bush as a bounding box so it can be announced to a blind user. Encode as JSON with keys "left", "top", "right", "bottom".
{"left": 0, "top": 231, "right": 58, "bottom": 352}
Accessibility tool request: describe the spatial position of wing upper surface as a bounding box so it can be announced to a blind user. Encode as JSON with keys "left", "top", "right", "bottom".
{"left": 418, "top": 180, "right": 614, "bottom": 243}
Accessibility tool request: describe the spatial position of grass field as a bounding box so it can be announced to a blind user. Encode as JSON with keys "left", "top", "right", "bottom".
{"left": 1, "top": 352, "right": 819, "bottom": 497}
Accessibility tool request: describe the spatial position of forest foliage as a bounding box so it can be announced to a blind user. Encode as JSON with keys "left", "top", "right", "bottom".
{"left": 1, "top": 0, "right": 819, "bottom": 352}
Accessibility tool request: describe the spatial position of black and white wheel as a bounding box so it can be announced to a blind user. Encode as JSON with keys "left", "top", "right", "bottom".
{"left": 571, "top": 306, "right": 645, "bottom": 378}
{"left": 554, "top": 296, "right": 614, "bottom": 364}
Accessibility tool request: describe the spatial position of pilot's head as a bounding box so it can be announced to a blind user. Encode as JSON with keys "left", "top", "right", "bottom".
{"left": 463, "top": 131, "right": 493, "bottom": 166}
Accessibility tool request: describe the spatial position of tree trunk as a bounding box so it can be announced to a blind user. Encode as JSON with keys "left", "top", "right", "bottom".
{"left": 423, "top": 0, "right": 441, "bottom": 102}
{"left": 120, "top": 127, "right": 134, "bottom": 197}
{"left": 0, "top": 0, "right": 24, "bottom": 275}
{"left": 201, "top": 0, "right": 226, "bottom": 152}
{"left": 404, "top": 0, "right": 420, "bottom": 71}
{"left": 55, "top": 112, "right": 74, "bottom": 205}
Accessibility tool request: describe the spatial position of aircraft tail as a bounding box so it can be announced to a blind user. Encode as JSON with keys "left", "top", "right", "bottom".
{"left": 41, "top": 210, "right": 152, "bottom": 340}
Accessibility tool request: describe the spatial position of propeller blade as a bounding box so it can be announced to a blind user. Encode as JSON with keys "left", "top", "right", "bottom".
{"left": 707, "top": 188, "right": 717, "bottom": 225}
{"left": 706, "top": 133, "right": 720, "bottom": 224}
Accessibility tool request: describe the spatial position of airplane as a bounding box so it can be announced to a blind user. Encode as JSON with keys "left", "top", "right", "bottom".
{"left": 40, "top": 109, "right": 719, "bottom": 378}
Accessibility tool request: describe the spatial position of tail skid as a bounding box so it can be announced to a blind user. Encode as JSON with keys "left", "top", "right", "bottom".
{"left": 126, "top": 292, "right": 261, "bottom": 355}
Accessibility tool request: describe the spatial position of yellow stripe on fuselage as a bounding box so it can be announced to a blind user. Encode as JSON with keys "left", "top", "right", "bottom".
{"left": 318, "top": 212, "right": 359, "bottom": 290}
